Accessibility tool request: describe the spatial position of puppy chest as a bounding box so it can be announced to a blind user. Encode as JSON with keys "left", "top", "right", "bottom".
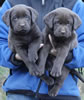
{"left": 16, "top": 34, "right": 37, "bottom": 45}
{"left": 52, "top": 36, "right": 69, "bottom": 47}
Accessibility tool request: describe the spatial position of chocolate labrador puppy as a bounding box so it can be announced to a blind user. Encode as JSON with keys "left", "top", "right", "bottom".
{"left": 2, "top": 4, "right": 43, "bottom": 76}
{"left": 38, "top": 7, "right": 81, "bottom": 96}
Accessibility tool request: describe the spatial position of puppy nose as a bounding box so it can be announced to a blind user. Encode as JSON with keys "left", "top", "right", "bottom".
{"left": 61, "top": 31, "right": 65, "bottom": 34}
{"left": 61, "top": 28, "right": 66, "bottom": 34}
{"left": 20, "top": 23, "right": 25, "bottom": 27}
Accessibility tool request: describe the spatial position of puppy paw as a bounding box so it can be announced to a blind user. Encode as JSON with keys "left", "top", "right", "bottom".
{"left": 29, "top": 68, "right": 39, "bottom": 76}
{"left": 50, "top": 68, "right": 61, "bottom": 77}
{"left": 37, "top": 68, "right": 45, "bottom": 76}
{"left": 28, "top": 51, "right": 38, "bottom": 62}
{"left": 45, "top": 77, "right": 54, "bottom": 86}
{"left": 48, "top": 89, "right": 58, "bottom": 97}
{"left": 37, "top": 64, "right": 45, "bottom": 76}
{"left": 29, "top": 64, "right": 44, "bottom": 76}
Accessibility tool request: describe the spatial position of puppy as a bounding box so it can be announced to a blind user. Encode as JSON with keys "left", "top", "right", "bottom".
{"left": 2, "top": 4, "right": 43, "bottom": 76}
{"left": 38, "top": 7, "right": 81, "bottom": 96}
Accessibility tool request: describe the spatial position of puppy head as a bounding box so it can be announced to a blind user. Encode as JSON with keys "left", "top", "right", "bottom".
{"left": 44, "top": 7, "right": 81, "bottom": 38}
{"left": 2, "top": 4, "right": 38, "bottom": 33}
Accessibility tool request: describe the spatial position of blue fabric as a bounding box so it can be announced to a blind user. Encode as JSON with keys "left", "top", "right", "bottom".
{"left": 0, "top": 1, "right": 20, "bottom": 69}
{"left": 65, "top": 0, "right": 84, "bottom": 69}
{"left": 0, "top": 0, "right": 84, "bottom": 97}
{"left": 6, "top": 93, "right": 39, "bottom": 100}
{"left": 6, "top": 93, "right": 81, "bottom": 100}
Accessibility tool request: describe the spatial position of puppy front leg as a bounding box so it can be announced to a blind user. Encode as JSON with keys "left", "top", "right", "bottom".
{"left": 28, "top": 37, "right": 41, "bottom": 63}
{"left": 15, "top": 47, "right": 41, "bottom": 76}
{"left": 38, "top": 43, "right": 52, "bottom": 75}
{"left": 50, "top": 46, "right": 70, "bottom": 77}
{"left": 15, "top": 47, "right": 29, "bottom": 67}
{"left": 28, "top": 38, "right": 45, "bottom": 76}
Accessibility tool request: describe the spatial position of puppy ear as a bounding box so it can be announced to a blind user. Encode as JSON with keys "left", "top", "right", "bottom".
{"left": 43, "top": 11, "right": 55, "bottom": 29}
{"left": 28, "top": 7, "right": 38, "bottom": 23}
{"left": 2, "top": 10, "right": 11, "bottom": 26}
{"left": 73, "top": 14, "right": 81, "bottom": 30}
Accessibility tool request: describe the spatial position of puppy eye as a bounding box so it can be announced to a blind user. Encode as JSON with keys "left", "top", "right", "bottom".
{"left": 67, "top": 23, "right": 72, "bottom": 28}
{"left": 12, "top": 17, "right": 18, "bottom": 21}
{"left": 25, "top": 16, "right": 30, "bottom": 19}
{"left": 67, "top": 23, "right": 71, "bottom": 26}
{"left": 55, "top": 23, "right": 60, "bottom": 26}
{"left": 67, "top": 24, "right": 70, "bottom": 27}
{"left": 54, "top": 21, "right": 59, "bottom": 25}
